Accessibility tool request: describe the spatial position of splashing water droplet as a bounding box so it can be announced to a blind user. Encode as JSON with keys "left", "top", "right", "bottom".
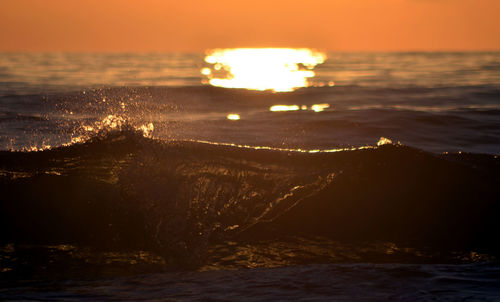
{"left": 377, "top": 137, "right": 393, "bottom": 146}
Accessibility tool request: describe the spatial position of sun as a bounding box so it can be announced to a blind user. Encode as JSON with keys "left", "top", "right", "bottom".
{"left": 201, "top": 48, "right": 326, "bottom": 92}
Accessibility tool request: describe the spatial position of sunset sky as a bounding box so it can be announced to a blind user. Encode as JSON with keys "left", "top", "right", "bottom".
{"left": 1, "top": 0, "right": 499, "bottom": 52}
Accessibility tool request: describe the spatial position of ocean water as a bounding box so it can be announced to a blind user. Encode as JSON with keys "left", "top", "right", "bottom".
{"left": 1, "top": 51, "right": 500, "bottom": 301}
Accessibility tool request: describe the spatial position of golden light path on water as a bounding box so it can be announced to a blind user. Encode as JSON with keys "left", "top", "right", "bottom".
{"left": 270, "top": 103, "right": 330, "bottom": 112}
{"left": 201, "top": 48, "right": 327, "bottom": 92}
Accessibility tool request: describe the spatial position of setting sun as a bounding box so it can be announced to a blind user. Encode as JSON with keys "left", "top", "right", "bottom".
{"left": 202, "top": 48, "right": 326, "bottom": 92}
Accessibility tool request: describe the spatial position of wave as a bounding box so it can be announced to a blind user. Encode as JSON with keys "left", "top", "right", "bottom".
{"left": 0, "top": 128, "right": 499, "bottom": 268}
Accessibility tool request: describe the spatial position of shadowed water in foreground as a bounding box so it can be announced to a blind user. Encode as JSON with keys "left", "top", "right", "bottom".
{"left": 3, "top": 263, "right": 500, "bottom": 301}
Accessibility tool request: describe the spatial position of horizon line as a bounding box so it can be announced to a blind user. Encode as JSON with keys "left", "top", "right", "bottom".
{"left": 1, "top": 49, "right": 500, "bottom": 54}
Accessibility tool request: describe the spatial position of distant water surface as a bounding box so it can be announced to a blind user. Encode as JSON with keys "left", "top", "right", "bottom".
{"left": 1, "top": 52, "right": 500, "bottom": 153}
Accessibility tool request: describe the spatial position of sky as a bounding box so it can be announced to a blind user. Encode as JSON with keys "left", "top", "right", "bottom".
{"left": 1, "top": 0, "right": 499, "bottom": 52}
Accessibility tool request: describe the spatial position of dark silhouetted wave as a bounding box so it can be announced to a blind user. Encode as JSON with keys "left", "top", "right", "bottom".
{"left": 1, "top": 128, "right": 499, "bottom": 270}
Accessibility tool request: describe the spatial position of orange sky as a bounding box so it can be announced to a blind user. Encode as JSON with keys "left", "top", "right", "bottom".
{"left": 1, "top": 0, "right": 499, "bottom": 52}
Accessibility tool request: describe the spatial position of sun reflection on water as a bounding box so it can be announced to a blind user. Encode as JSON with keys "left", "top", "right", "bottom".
{"left": 202, "top": 48, "right": 326, "bottom": 92}
{"left": 270, "top": 105, "right": 301, "bottom": 112}
{"left": 311, "top": 103, "right": 330, "bottom": 112}
{"left": 226, "top": 113, "right": 240, "bottom": 120}
{"left": 270, "top": 103, "right": 330, "bottom": 112}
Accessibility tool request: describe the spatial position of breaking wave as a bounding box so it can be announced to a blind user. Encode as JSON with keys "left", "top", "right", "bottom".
{"left": 1, "top": 125, "right": 499, "bottom": 270}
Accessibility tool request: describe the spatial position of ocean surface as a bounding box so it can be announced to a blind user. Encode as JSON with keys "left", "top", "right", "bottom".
{"left": 1, "top": 51, "right": 499, "bottom": 301}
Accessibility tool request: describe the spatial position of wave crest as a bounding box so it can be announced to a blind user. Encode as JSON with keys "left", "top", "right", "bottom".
{"left": 1, "top": 130, "right": 499, "bottom": 267}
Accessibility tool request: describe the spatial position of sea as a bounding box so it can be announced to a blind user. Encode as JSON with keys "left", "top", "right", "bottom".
{"left": 0, "top": 51, "right": 499, "bottom": 301}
